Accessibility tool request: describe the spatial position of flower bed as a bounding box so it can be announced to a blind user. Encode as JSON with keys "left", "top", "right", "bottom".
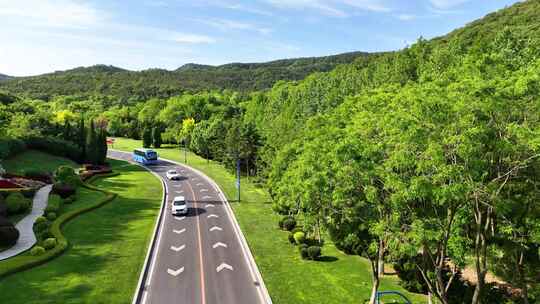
{"left": 79, "top": 165, "right": 113, "bottom": 181}
{"left": 0, "top": 180, "right": 22, "bottom": 189}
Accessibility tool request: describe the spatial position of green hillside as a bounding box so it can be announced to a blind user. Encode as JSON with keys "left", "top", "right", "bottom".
{"left": 0, "top": 51, "right": 368, "bottom": 101}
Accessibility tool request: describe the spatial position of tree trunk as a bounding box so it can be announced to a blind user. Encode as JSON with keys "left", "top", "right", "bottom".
{"left": 472, "top": 202, "right": 490, "bottom": 304}
{"left": 518, "top": 250, "right": 529, "bottom": 304}
{"left": 369, "top": 276, "right": 380, "bottom": 304}
{"left": 378, "top": 257, "right": 385, "bottom": 277}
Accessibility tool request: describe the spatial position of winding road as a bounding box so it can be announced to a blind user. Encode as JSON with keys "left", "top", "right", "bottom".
{"left": 107, "top": 150, "right": 271, "bottom": 304}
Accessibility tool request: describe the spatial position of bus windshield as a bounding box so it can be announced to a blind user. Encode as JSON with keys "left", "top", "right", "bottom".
{"left": 146, "top": 151, "right": 157, "bottom": 160}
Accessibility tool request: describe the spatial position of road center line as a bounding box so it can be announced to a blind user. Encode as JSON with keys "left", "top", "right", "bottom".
{"left": 186, "top": 178, "right": 207, "bottom": 304}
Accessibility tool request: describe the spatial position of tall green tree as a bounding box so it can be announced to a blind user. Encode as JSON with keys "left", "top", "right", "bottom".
{"left": 142, "top": 126, "right": 152, "bottom": 148}
{"left": 152, "top": 127, "right": 162, "bottom": 148}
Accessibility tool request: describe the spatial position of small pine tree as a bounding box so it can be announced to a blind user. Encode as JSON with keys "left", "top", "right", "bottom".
{"left": 86, "top": 120, "right": 98, "bottom": 164}
{"left": 142, "top": 126, "right": 152, "bottom": 148}
{"left": 152, "top": 127, "right": 162, "bottom": 148}
{"left": 78, "top": 117, "right": 86, "bottom": 161}
{"left": 97, "top": 128, "right": 108, "bottom": 164}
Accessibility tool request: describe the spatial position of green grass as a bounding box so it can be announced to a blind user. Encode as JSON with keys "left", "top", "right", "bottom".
{"left": 113, "top": 137, "right": 427, "bottom": 304}
{"left": 0, "top": 158, "right": 162, "bottom": 304}
{"left": 2, "top": 150, "right": 78, "bottom": 175}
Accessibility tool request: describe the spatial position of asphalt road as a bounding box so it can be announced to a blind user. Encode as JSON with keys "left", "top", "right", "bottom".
{"left": 108, "top": 150, "right": 269, "bottom": 304}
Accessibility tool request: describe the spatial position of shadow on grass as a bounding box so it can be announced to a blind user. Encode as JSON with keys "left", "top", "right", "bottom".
{"left": 318, "top": 256, "right": 339, "bottom": 263}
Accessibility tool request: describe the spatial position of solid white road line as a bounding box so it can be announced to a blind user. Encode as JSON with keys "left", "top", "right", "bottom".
{"left": 212, "top": 242, "right": 228, "bottom": 249}
{"left": 173, "top": 228, "right": 186, "bottom": 234}
{"left": 209, "top": 226, "right": 223, "bottom": 232}
{"left": 167, "top": 267, "right": 185, "bottom": 276}
{"left": 170, "top": 244, "right": 186, "bottom": 252}
{"left": 216, "top": 263, "right": 233, "bottom": 273}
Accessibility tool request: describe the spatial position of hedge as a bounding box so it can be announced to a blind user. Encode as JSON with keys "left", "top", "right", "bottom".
{"left": 0, "top": 172, "right": 119, "bottom": 279}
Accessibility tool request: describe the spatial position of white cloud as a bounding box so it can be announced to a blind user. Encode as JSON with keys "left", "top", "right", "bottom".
{"left": 222, "top": 3, "right": 274, "bottom": 16}
{"left": 429, "top": 0, "right": 470, "bottom": 9}
{"left": 397, "top": 14, "right": 416, "bottom": 21}
{"left": 263, "top": 0, "right": 391, "bottom": 17}
{"left": 168, "top": 33, "right": 216, "bottom": 44}
{"left": 192, "top": 18, "right": 273, "bottom": 35}
{"left": 0, "top": 0, "right": 101, "bottom": 29}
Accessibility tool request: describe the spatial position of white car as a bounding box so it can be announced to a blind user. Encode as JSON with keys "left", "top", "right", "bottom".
{"left": 172, "top": 196, "right": 188, "bottom": 215}
{"left": 166, "top": 169, "right": 182, "bottom": 180}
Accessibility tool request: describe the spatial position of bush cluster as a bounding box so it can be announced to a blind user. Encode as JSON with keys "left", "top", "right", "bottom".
{"left": 279, "top": 216, "right": 297, "bottom": 231}
{"left": 0, "top": 137, "right": 26, "bottom": 160}
{"left": 30, "top": 246, "right": 45, "bottom": 256}
{"left": 52, "top": 182, "right": 76, "bottom": 198}
{"left": 23, "top": 169, "right": 52, "bottom": 183}
{"left": 45, "top": 194, "right": 63, "bottom": 214}
{"left": 42, "top": 238, "right": 57, "bottom": 250}
{"left": 23, "top": 136, "right": 83, "bottom": 163}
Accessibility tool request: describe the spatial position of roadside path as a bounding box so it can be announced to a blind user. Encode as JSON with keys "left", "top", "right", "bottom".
{"left": 0, "top": 185, "right": 52, "bottom": 260}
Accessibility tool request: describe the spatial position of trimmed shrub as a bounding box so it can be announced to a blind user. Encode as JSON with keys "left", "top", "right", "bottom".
{"left": 24, "top": 169, "right": 52, "bottom": 183}
{"left": 42, "top": 238, "right": 57, "bottom": 250}
{"left": 55, "top": 166, "right": 76, "bottom": 183}
{"left": 23, "top": 136, "right": 82, "bottom": 163}
{"left": 52, "top": 182, "right": 76, "bottom": 198}
{"left": 288, "top": 232, "right": 296, "bottom": 244}
{"left": 307, "top": 246, "right": 322, "bottom": 260}
{"left": 45, "top": 194, "right": 62, "bottom": 214}
{"left": 6, "top": 192, "right": 30, "bottom": 214}
{"left": 65, "top": 175, "right": 82, "bottom": 187}
{"left": 46, "top": 212, "right": 57, "bottom": 221}
{"left": 30, "top": 246, "right": 46, "bottom": 256}
{"left": 63, "top": 195, "right": 76, "bottom": 204}
{"left": 34, "top": 216, "right": 49, "bottom": 234}
{"left": 0, "top": 202, "right": 7, "bottom": 217}
{"left": 282, "top": 218, "right": 297, "bottom": 231}
{"left": 299, "top": 244, "right": 309, "bottom": 260}
{"left": 293, "top": 231, "right": 306, "bottom": 245}
{"left": 21, "top": 189, "right": 37, "bottom": 199}
{"left": 0, "top": 137, "right": 26, "bottom": 160}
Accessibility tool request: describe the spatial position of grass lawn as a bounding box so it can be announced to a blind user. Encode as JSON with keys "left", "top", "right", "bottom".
{"left": 0, "top": 158, "right": 162, "bottom": 304}
{"left": 2, "top": 150, "right": 78, "bottom": 175}
{"left": 112, "top": 137, "right": 427, "bottom": 304}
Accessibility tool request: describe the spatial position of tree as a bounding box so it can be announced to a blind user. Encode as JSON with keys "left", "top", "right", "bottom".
{"left": 152, "top": 127, "right": 162, "bottom": 148}
{"left": 85, "top": 120, "right": 99, "bottom": 164}
{"left": 142, "top": 126, "right": 152, "bottom": 148}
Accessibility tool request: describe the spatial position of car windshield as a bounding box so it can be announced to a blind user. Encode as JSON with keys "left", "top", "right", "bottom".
{"left": 173, "top": 200, "right": 185, "bottom": 206}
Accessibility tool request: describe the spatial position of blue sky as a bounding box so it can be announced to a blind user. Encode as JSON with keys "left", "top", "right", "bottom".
{"left": 0, "top": 0, "right": 521, "bottom": 76}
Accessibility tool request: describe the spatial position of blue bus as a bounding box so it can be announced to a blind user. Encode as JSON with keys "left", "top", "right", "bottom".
{"left": 133, "top": 149, "right": 158, "bottom": 165}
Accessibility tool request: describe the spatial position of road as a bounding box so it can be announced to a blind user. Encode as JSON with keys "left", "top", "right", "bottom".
{"left": 108, "top": 150, "right": 270, "bottom": 304}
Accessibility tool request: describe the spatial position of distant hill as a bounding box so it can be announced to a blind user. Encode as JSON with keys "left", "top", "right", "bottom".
{"left": 0, "top": 51, "right": 369, "bottom": 101}
{"left": 0, "top": 74, "right": 12, "bottom": 81}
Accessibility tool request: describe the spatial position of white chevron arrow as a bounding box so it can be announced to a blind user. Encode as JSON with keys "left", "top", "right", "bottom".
{"left": 173, "top": 185, "right": 182, "bottom": 188}
{"left": 167, "top": 267, "right": 185, "bottom": 276}
{"left": 209, "top": 226, "right": 222, "bottom": 232}
{"left": 216, "top": 263, "right": 233, "bottom": 272}
{"left": 170, "top": 244, "right": 186, "bottom": 252}
{"left": 205, "top": 204, "right": 215, "bottom": 208}
{"left": 207, "top": 214, "right": 219, "bottom": 219}
{"left": 175, "top": 190, "right": 184, "bottom": 194}
{"left": 213, "top": 242, "right": 228, "bottom": 249}
{"left": 196, "top": 182, "right": 204, "bottom": 186}
{"left": 174, "top": 216, "right": 186, "bottom": 221}
{"left": 173, "top": 228, "right": 186, "bottom": 234}
{"left": 200, "top": 189, "right": 209, "bottom": 192}
{"left": 202, "top": 195, "right": 213, "bottom": 199}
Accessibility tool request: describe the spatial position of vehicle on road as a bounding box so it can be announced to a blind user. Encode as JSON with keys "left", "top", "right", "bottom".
{"left": 166, "top": 169, "right": 182, "bottom": 180}
{"left": 132, "top": 148, "right": 158, "bottom": 165}
{"left": 172, "top": 196, "right": 188, "bottom": 215}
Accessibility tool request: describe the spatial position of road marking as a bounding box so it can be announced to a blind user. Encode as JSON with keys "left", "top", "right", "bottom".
{"left": 192, "top": 177, "right": 199, "bottom": 181}
{"left": 175, "top": 190, "right": 184, "bottom": 194}
{"left": 213, "top": 242, "right": 228, "bottom": 249}
{"left": 174, "top": 216, "right": 185, "bottom": 221}
{"left": 202, "top": 195, "right": 213, "bottom": 199}
{"left": 216, "top": 263, "right": 233, "bottom": 273}
{"left": 185, "top": 172, "right": 207, "bottom": 304}
{"left": 170, "top": 244, "right": 186, "bottom": 252}
{"left": 209, "top": 226, "right": 223, "bottom": 232}
{"left": 196, "top": 182, "right": 204, "bottom": 186}
{"left": 167, "top": 267, "right": 185, "bottom": 276}
{"left": 173, "top": 185, "right": 182, "bottom": 188}
{"left": 200, "top": 189, "right": 208, "bottom": 192}
{"left": 173, "top": 228, "right": 186, "bottom": 234}
{"left": 207, "top": 214, "right": 219, "bottom": 219}
{"left": 205, "top": 204, "right": 215, "bottom": 208}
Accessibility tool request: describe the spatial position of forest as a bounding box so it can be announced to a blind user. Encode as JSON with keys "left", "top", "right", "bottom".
{"left": 1, "top": 0, "right": 540, "bottom": 303}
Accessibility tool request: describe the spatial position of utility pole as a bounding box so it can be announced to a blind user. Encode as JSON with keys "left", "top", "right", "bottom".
{"left": 236, "top": 158, "right": 241, "bottom": 202}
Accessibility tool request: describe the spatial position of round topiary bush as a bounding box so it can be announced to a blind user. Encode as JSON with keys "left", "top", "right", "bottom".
{"left": 282, "top": 218, "right": 297, "bottom": 231}
{"left": 0, "top": 217, "right": 19, "bottom": 247}
{"left": 54, "top": 166, "right": 76, "bottom": 183}
{"left": 5, "top": 193, "right": 24, "bottom": 214}
{"left": 52, "top": 182, "right": 76, "bottom": 198}
{"left": 293, "top": 231, "right": 306, "bottom": 245}
{"left": 299, "top": 244, "right": 309, "bottom": 260}
{"left": 42, "top": 238, "right": 57, "bottom": 250}
{"left": 288, "top": 232, "right": 296, "bottom": 244}
{"left": 307, "top": 246, "right": 322, "bottom": 260}
{"left": 46, "top": 212, "right": 57, "bottom": 221}
{"left": 45, "top": 194, "right": 62, "bottom": 214}
{"left": 34, "top": 216, "right": 50, "bottom": 233}
{"left": 63, "top": 195, "right": 76, "bottom": 204}
{"left": 30, "top": 246, "right": 46, "bottom": 256}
